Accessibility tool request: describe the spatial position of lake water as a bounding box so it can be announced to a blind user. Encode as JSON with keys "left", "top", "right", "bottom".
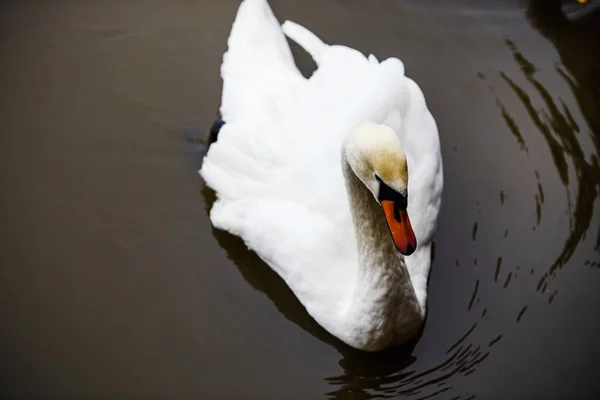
{"left": 1, "top": 0, "right": 599, "bottom": 398}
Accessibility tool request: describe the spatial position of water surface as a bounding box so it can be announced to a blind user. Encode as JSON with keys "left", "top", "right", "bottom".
{"left": 1, "top": 0, "right": 599, "bottom": 398}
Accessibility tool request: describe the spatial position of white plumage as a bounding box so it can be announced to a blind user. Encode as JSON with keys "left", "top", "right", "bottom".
{"left": 200, "top": 0, "right": 443, "bottom": 351}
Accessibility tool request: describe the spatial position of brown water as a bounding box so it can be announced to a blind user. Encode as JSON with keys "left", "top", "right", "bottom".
{"left": 1, "top": 0, "right": 600, "bottom": 398}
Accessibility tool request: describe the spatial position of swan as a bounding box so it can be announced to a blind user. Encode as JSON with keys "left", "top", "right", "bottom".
{"left": 199, "top": 0, "right": 443, "bottom": 352}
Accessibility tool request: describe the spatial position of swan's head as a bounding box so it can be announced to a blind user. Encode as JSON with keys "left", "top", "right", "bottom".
{"left": 344, "top": 122, "right": 417, "bottom": 256}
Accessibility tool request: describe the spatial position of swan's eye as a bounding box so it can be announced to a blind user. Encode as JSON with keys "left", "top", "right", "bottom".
{"left": 375, "top": 175, "right": 407, "bottom": 210}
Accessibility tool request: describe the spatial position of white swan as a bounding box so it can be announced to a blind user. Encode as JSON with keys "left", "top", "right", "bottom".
{"left": 200, "top": 0, "right": 443, "bottom": 352}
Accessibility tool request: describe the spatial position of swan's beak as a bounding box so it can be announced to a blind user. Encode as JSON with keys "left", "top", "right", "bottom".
{"left": 381, "top": 200, "right": 417, "bottom": 256}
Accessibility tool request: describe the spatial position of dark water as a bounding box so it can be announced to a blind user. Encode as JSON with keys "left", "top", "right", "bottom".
{"left": 1, "top": 0, "right": 600, "bottom": 398}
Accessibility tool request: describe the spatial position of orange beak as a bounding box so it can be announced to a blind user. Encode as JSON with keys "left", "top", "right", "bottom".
{"left": 381, "top": 200, "right": 417, "bottom": 256}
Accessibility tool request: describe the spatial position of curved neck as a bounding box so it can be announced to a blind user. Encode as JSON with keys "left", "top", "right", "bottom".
{"left": 341, "top": 156, "right": 423, "bottom": 348}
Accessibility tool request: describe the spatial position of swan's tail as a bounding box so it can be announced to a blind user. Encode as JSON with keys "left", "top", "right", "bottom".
{"left": 281, "top": 20, "right": 329, "bottom": 66}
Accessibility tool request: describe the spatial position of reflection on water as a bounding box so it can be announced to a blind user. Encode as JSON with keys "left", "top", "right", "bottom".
{"left": 494, "top": 37, "right": 600, "bottom": 282}
{"left": 468, "top": 280, "right": 479, "bottom": 311}
{"left": 517, "top": 306, "right": 528, "bottom": 322}
{"left": 494, "top": 257, "right": 502, "bottom": 282}
{"left": 476, "top": 19, "right": 599, "bottom": 334}
{"left": 535, "top": 170, "right": 544, "bottom": 226}
{"left": 527, "top": 0, "right": 600, "bottom": 261}
{"left": 324, "top": 332, "right": 490, "bottom": 399}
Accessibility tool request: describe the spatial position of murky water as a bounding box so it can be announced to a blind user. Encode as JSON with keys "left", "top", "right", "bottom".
{"left": 1, "top": 0, "right": 599, "bottom": 398}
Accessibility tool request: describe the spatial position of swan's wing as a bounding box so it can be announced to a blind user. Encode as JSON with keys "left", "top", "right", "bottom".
{"left": 220, "top": 0, "right": 303, "bottom": 122}
{"left": 200, "top": 0, "right": 303, "bottom": 202}
{"left": 200, "top": 1, "right": 364, "bottom": 309}
{"left": 199, "top": 0, "right": 341, "bottom": 269}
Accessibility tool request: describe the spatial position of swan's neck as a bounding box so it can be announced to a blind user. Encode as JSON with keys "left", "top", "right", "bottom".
{"left": 341, "top": 158, "right": 424, "bottom": 349}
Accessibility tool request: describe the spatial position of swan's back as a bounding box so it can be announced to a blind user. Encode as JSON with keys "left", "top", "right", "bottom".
{"left": 200, "top": 0, "right": 442, "bottom": 315}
